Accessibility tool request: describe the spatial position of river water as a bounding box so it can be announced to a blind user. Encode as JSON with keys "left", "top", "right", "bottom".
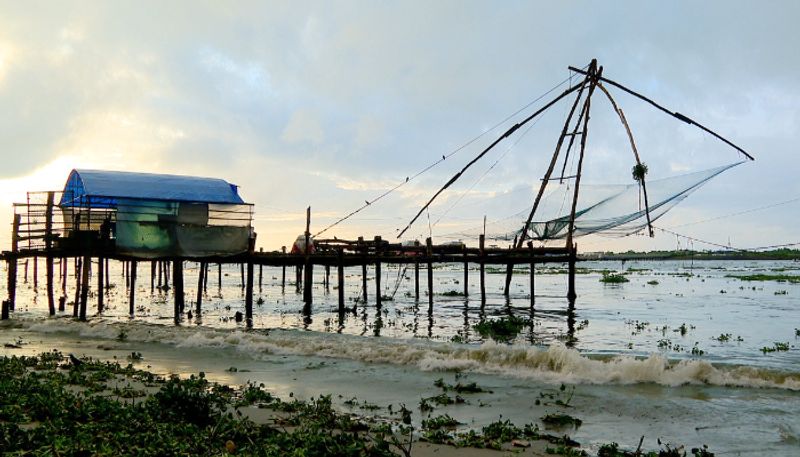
{"left": 1, "top": 259, "right": 798, "bottom": 455}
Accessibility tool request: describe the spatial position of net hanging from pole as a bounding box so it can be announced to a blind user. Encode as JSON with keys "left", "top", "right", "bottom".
{"left": 448, "top": 161, "right": 743, "bottom": 242}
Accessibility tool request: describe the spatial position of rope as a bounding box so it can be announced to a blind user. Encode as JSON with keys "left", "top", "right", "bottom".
{"left": 314, "top": 69, "right": 587, "bottom": 238}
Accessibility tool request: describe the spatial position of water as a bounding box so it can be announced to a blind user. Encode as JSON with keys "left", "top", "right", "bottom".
{"left": 1, "top": 259, "right": 799, "bottom": 454}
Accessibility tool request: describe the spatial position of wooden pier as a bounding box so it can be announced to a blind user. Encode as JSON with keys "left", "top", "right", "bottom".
{"left": 1, "top": 205, "right": 578, "bottom": 326}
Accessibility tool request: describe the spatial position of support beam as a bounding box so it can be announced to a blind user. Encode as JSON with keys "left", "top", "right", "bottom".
{"left": 129, "top": 260, "right": 137, "bottom": 316}
{"left": 97, "top": 257, "right": 104, "bottom": 314}
{"left": 479, "top": 234, "right": 486, "bottom": 306}
{"left": 337, "top": 248, "right": 345, "bottom": 312}
{"left": 73, "top": 257, "right": 81, "bottom": 317}
{"left": 196, "top": 261, "right": 205, "bottom": 317}
{"left": 426, "top": 237, "right": 434, "bottom": 312}
{"left": 173, "top": 260, "right": 184, "bottom": 325}
{"left": 245, "top": 261, "right": 254, "bottom": 328}
{"left": 414, "top": 260, "right": 420, "bottom": 300}
{"left": 7, "top": 214, "right": 20, "bottom": 311}
{"left": 462, "top": 247, "right": 469, "bottom": 297}
{"left": 79, "top": 255, "right": 90, "bottom": 321}
{"left": 375, "top": 236, "right": 382, "bottom": 308}
{"left": 567, "top": 243, "right": 577, "bottom": 301}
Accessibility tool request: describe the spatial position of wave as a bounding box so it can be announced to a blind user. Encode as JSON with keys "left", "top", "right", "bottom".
{"left": 15, "top": 317, "right": 800, "bottom": 391}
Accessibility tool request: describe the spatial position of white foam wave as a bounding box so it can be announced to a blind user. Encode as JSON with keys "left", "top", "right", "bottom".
{"left": 17, "top": 318, "right": 800, "bottom": 390}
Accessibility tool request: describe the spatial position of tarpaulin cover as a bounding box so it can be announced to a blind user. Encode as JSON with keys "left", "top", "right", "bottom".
{"left": 59, "top": 169, "right": 245, "bottom": 208}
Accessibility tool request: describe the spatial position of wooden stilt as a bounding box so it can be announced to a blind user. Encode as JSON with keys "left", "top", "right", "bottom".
{"left": 218, "top": 263, "right": 222, "bottom": 290}
{"left": 567, "top": 243, "right": 577, "bottom": 301}
{"left": 359, "top": 237, "right": 367, "bottom": 303}
{"left": 173, "top": 260, "right": 184, "bottom": 325}
{"left": 281, "top": 246, "right": 286, "bottom": 292}
{"left": 97, "top": 257, "right": 104, "bottom": 314}
{"left": 337, "top": 248, "right": 345, "bottom": 312}
{"left": 303, "top": 206, "right": 312, "bottom": 304}
{"left": 479, "top": 235, "right": 486, "bottom": 306}
{"left": 258, "top": 250, "right": 263, "bottom": 291}
{"left": 129, "top": 260, "right": 137, "bottom": 316}
{"left": 164, "top": 261, "right": 170, "bottom": 289}
{"left": 158, "top": 260, "right": 163, "bottom": 289}
{"left": 503, "top": 258, "right": 513, "bottom": 297}
{"left": 463, "top": 247, "right": 469, "bottom": 297}
{"left": 104, "top": 258, "right": 109, "bottom": 290}
{"left": 60, "top": 257, "right": 67, "bottom": 310}
{"left": 426, "top": 237, "right": 434, "bottom": 312}
{"left": 45, "top": 192, "right": 55, "bottom": 315}
{"left": 296, "top": 265, "right": 302, "bottom": 293}
{"left": 23, "top": 260, "right": 28, "bottom": 284}
{"left": 33, "top": 256, "right": 38, "bottom": 290}
{"left": 203, "top": 262, "right": 209, "bottom": 292}
{"left": 79, "top": 255, "right": 89, "bottom": 321}
{"left": 245, "top": 261, "right": 254, "bottom": 327}
{"left": 324, "top": 265, "right": 330, "bottom": 292}
{"left": 414, "top": 260, "right": 420, "bottom": 300}
{"left": 73, "top": 257, "right": 82, "bottom": 317}
{"left": 528, "top": 241, "right": 535, "bottom": 308}
{"left": 150, "top": 261, "right": 156, "bottom": 293}
{"left": 124, "top": 261, "right": 129, "bottom": 288}
{"left": 3, "top": 215, "right": 17, "bottom": 315}
{"left": 240, "top": 263, "right": 245, "bottom": 289}
{"left": 196, "top": 261, "right": 205, "bottom": 317}
{"left": 375, "top": 236, "right": 382, "bottom": 307}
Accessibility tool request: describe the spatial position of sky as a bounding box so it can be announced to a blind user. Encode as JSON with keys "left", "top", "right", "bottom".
{"left": 0, "top": 0, "right": 798, "bottom": 252}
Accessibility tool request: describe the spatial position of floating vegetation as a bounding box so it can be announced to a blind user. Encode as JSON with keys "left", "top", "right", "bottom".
{"left": 434, "top": 377, "right": 492, "bottom": 394}
{"left": 647, "top": 280, "right": 659, "bottom": 285}
{"left": 440, "top": 290, "right": 465, "bottom": 297}
{"left": 600, "top": 272, "right": 629, "bottom": 284}
{"left": 541, "top": 413, "right": 583, "bottom": 429}
{"left": 761, "top": 342, "right": 791, "bottom": 354}
{"left": 725, "top": 274, "right": 800, "bottom": 284}
{"left": 473, "top": 316, "right": 531, "bottom": 343}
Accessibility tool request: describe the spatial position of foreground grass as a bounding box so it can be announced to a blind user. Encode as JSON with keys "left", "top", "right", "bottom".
{"left": 0, "top": 352, "right": 716, "bottom": 456}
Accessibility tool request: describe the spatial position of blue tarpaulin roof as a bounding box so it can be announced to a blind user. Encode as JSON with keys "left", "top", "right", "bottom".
{"left": 59, "top": 169, "right": 246, "bottom": 208}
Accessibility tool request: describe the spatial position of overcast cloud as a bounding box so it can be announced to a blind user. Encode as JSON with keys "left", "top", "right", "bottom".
{"left": 0, "top": 0, "right": 797, "bottom": 251}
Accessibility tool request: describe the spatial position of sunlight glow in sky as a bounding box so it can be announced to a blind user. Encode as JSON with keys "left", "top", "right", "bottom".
{"left": 0, "top": 1, "right": 798, "bottom": 252}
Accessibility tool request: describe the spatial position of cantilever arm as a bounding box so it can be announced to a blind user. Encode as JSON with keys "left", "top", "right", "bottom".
{"left": 397, "top": 80, "right": 585, "bottom": 238}
{"left": 568, "top": 66, "right": 754, "bottom": 161}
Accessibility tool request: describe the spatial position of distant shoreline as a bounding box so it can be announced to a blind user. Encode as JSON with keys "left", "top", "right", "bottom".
{"left": 583, "top": 249, "right": 800, "bottom": 262}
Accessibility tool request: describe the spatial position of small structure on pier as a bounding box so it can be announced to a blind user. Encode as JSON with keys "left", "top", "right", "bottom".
{"left": 56, "top": 169, "right": 254, "bottom": 257}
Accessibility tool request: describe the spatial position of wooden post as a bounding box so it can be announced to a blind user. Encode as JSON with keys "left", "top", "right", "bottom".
{"left": 281, "top": 246, "right": 286, "bottom": 292}
{"left": 337, "top": 248, "right": 345, "bottom": 312}
{"left": 375, "top": 236, "right": 382, "bottom": 307}
{"left": 567, "top": 243, "right": 577, "bottom": 301}
{"left": 124, "top": 261, "right": 129, "bottom": 288}
{"left": 60, "top": 257, "right": 67, "bottom": 310}
{"left": 7, "top": 214, "right": 19, "bottom": 311}
{"left": 303, "top": 206, "right": 312, "bottom": 304}
{"left": 173, "top": 260, "right": 184, "bottom": 325}
{"left": 61, "top": 257, "right": 67, "bottom": 298}
{"left": 528, "top": 241, "right": 535, "bottom": 308}
{"left": 218, "top": 263, "right": 222, "bottom": 290}
{"left": 157, "top": 260, "right": 163, "bottom": 289}
{"left": 33, "top": 257, "right": 38, "bottom": 290}
{"left": 414, "top": 260, "right": 420, "bottom": 300}
{"left": 240, "top": 263, "right": 245, "bottom": 289}
{"left": 324, "top": 265, "right": 330, "bottom": 292}
{"left": 426, "top": 237, "right": 433, "bottom": 312}
{"left": 97, "top": 257, "right": 104, "bottom": 314}
{"left": 196, "top": 261, "right": 205, "bottom": 317}
{"left": 163, "top": 261, "right": 170, "bottom": 289}
{"left": 23, "top": 260, "right": 28, "bottom": 284}
{"left": 203, "top": 262, "right": 209, "bottom": 292}
{"left": 129, "top": 260, "right": 137, "bottom": 316}
{"left": 104, "top": 258, "right": 109, "bottom": 290}
{"left": 258, "top": 248, "right": 263, "bottom": 290}
{"left": 45, "top": 192, "right": 55, "bottom": 315}
{"left": 150, "top": 260, "right": 156, "bottom": 293}
{"left": 296, "top": 265, "right": 303, "bottom": 293}
{"left": 245, "top": 260, "right": 254, "bottom": 327}
{"left": 479, "top": 234, "right": 486, "bottom": 306}
{"left": 79, "top": 255, "right": 90, "bottom": 321}
{"left": 462, "top": 246, "right": 469, "bottom": 298}
{"left": 359, "top": 237, "right": 367, "bottom": 303}
{"left": 73, "top": 257, "right": 82, "bottom": 317}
